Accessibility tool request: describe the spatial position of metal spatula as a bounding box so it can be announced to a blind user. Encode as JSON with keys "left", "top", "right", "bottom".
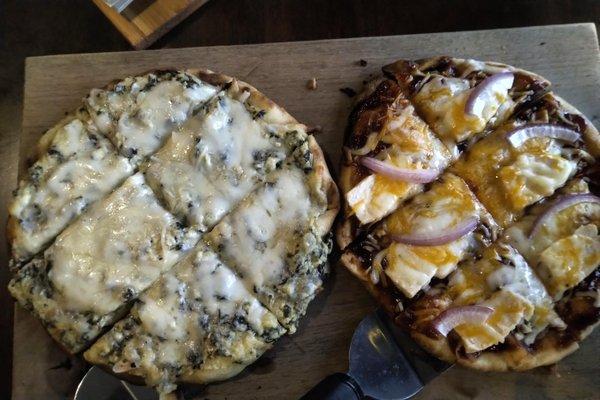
{"left": 300, "top": 308, "right": 451, "bottom": 400}
{"left": 74, "top": 366, "right": 158, "bottom": 400}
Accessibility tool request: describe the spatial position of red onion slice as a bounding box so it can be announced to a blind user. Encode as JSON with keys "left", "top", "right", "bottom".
{"left": 432, "top": 305, "right": 494, "bottom": 337}
{"left": 506, "top": 123, "right": 580, "bottom": 148}
{"left": 391, "top": 216, "right": 479, "bottom": 246}
{"left": 529, "top": 193, "right": 600, "bottom": 238}
{"left": 464, "top": 72, "right": 514, "bottom": 116}
{"left": 360, "top": 157, "right": 439, "bottom": 183}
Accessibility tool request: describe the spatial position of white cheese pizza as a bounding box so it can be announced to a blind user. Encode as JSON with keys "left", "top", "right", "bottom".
{"left": 339, "top": 57, "right": 599, "bottom": 371}
{"left": 7, "top": 69, "right": 339, "bottom": 396}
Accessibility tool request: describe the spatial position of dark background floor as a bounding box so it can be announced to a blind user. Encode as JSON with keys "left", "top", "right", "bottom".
{"left": 1, "top": 1, "right": 599, "bottom": 398}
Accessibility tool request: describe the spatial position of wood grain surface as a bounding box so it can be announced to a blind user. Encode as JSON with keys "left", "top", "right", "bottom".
{"left": 13, "top": 24, "right": 600, "bottom": 399}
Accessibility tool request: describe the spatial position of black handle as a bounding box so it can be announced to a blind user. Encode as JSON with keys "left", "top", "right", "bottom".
{"left": 300, "top": 373, "right": 364, "bottom": 400}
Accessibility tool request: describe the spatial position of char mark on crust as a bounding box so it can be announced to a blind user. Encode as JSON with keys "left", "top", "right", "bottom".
{"left": 513, "top": 93, "right": 586, "bottom": 133}
{"left": 577, "top": 163, "right": 600, "bottom": 194}
{"left": 345, "top": 231, "right": 381, "bottom": 266}
{"left": 415, "top": 56, "right": 456, "bottom": 75}
{"left": 556, "top": 268, "right": 600, "bottom": 332}
{"left": 344, "top": 79, "right": 404, "bottom": 150}
{"left": 383, "top": 57, "right": 551, "bottom": 105}
{"left": 382, "top": 60, "right": 419, "bottom": 87}
{"left": 511, "top": 73, "right": 551, "bottom": 106}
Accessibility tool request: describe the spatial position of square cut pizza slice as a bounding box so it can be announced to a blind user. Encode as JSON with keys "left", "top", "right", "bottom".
{"left": 383, "top": 57, "right": 550, "bottom": 158}
{"left": 205, "top": 166, "right": 331, "bottom": 333}
{"left": 504, "top": 178, "right": 600, "bottom": 300}
{"left": 8, "top": 111, "right": 133, "bottom": 264}
{"left": 142, "top": 82, "right": 310, "bottom": 232}
{"left": 450, "top": 93, "right": 595, "bottom": 227}
{"left": 348, "top": 173, "right": 499, "bottom": 299}
{"left": 85, "top": 70, "right": 220, "bottom": 163}
{"left": 8, "top": 173, "right": 199, "bottom": 353}
{"left": 84, "top": 244, "right": 285, "bottom": 395}
{"left": 339, "top": 78, "right": 451, "bottom": 247}
{"left": 410, "top": 243, "right": 565, "bottom": 357}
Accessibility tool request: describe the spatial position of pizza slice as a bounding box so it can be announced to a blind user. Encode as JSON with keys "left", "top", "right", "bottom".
{"left": 205, "top": 165, "right": 332, "bottom": 332}
{"left": 142, "top": 79, "right": 310, "bottom": 232}
{"left": 338, "top": 78, "right": 451, "bottom": 248}
{"left": 503, "top": 176, "right": 600, "bottom": 300}
{"left": 342, "top": 173, "right": 499, "bottom": 299}
{"left": 406, "top": 243, "right": 566, "bottom": 370}
{"left": 451, "top": 93, "right": 597, "bottom": 227}
{"left": 382, "top": 57, "right": 550, "bottom": 158}
{"left": 8, "top": 111, "right": 133, "bottom": 264}
{"left": 84, "top": 244, "right": 285, "bottom": 395}
{"left": 8, "top": 173, "right": 199, "bottom": 353}
{"left": 84, "top": 70, "right": 221, "bottom": 163}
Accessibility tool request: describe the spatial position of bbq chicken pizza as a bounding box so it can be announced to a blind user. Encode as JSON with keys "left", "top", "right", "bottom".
{"left": 338, "top": 57, "right": 600, "bottom": 370}
{"left": 8, "top": 69, "right": 339, "bottom": 396}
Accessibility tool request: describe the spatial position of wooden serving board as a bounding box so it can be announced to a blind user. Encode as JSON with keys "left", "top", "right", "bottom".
{"left": 13, "top": 23, "right": 600, "bottom": 400}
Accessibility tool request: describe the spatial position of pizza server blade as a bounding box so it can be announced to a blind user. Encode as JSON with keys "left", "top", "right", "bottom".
{"left": 74, "top": 366, "right": 158, "bottom": 400}
{"left": 300, "top": 308, "right": 451, "bottom": 400}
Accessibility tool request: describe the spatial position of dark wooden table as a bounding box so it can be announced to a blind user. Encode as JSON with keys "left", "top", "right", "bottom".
{"left": 1, "top": 1, "right": 599, "bottom": 398}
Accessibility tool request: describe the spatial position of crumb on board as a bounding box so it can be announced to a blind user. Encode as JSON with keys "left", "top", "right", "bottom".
{"left": 306, "top": 77, "right": 317, "bottom": 90}
{"left": 548, "top": 364, "right": 561, "bottom": 378}
{"left": 339, "top": 87, "right": 357, "bottom": 97}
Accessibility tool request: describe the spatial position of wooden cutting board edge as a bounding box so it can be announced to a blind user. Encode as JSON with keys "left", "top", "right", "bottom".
{"left": 13, "top": 23, "right": 600, "bottom": 400}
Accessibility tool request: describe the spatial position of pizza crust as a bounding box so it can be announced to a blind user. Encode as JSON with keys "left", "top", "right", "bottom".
{"left": 309, "top": 135, "right": 340, "bottom": 236}
{"left": 410, "top": 320, "right": 598, "bottom": 371}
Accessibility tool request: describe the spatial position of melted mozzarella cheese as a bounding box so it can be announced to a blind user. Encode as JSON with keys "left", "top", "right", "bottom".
{"left": 8, "top": 174, "right": 199, "bottom": 353}
{"left": 452, "top": 126, "right": 579, "bottom": 227}
{"left": 379, "top": 174, "right": 495, "bottom": 297}
{"left": 138, "top": 247, "right": 282, "bottom": 342}
{"left": 504, "top": 181, "right": 600, "bottom": 264}
{"left": 206, "top": 167, "right": 328, "bottom": 331}
{"left": 346, "top": 103, "right": 450, "bottom": 224}
{"left": 447, "top": 243, "right": 563, "bottom": 348}
{"left": 498, "top": 154, "right": 575, "bottom": 211}
{"left": 9, "top": 117, "right": 133, "bottom": 262}
{"left": 347, "top": 174, "right": 420, "bottom": 225}
{"left": 85, "top": 244, "right": 284, "bottom": 394}
{"left": 503, "top": 181, "right": 600, "bottom": 301}
{"left": 486, "top": 248, "right": 551, "bottom": 309}
{"left": 413, "top": 75, "right": 513, "bottom": 156}
{"left": 86, "top": 72, "right": 218, "bottom": 162}
{"left": 49, "top": 173, "right": 199, "bottom": 315}
{"left": 537, "top": 225, "right": 600, "bottom": 299}
{"left": 454, "top": 290, "right": 533, "bottom": 353}
{"left": 143, "top": 93, "right": 287, "bottom": 231}
{"left": 384, "top": 239, "right": 472, "bottom": 298}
